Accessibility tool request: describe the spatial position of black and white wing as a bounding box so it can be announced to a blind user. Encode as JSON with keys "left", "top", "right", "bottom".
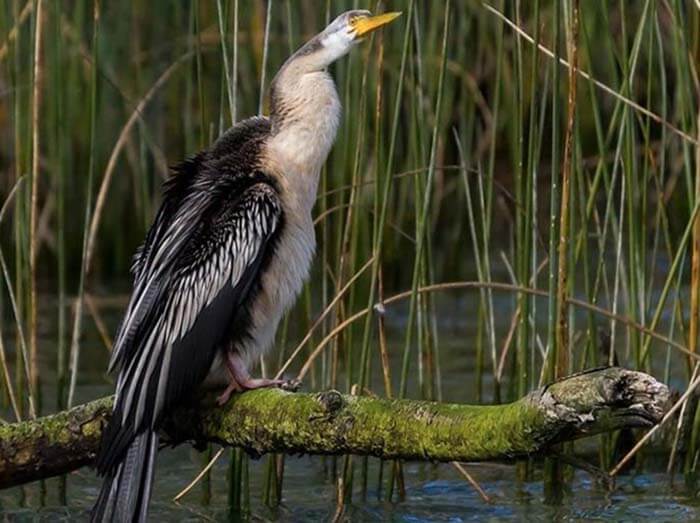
{"left": 128, "top": 152, "right": 206, "bottom": 284}
{"left": 96, "top": 181, "right": 281, "bottom": 473}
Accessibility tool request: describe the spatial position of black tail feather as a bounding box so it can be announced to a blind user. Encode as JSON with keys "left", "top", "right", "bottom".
{"left": 91, "top": 431, "right": 159, "bottom": 523}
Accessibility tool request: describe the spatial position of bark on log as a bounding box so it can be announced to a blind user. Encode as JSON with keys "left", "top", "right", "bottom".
{"left": 0, "top": 367, "right": 668, "bottom": 489}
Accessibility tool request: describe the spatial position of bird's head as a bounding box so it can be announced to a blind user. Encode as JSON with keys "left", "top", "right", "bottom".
{"left": 289, "top": 10, "right": 402, "bottom": 72}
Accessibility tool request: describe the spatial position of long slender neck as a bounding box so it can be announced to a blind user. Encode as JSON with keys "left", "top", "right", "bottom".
{"left": 267, "top": 62, "right": 341, "bottom": 209}
{"left": 269, "top": 64, "right": 341, "bottom": 162}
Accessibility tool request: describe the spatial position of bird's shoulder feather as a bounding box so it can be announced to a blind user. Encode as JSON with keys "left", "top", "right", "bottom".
{"left": 130, "top": 116, "right": 272, "bottom": 281}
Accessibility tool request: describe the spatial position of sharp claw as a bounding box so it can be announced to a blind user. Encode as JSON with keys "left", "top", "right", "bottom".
{"left": 280, "top": 378, "right": 302, "bottom": 392}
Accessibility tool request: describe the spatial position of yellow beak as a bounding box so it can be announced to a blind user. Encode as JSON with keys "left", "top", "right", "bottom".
{"left": 352, "top": 12, "right": 402, "bottom": 37}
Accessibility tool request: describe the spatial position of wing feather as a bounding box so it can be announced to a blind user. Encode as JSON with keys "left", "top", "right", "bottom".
{"left": 97, "top": 182, "right": 281, "bottom": 473}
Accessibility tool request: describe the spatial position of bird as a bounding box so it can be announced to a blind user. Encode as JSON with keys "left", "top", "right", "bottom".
{"left": 91, "top": 9, "right": 401, "bottom": 522}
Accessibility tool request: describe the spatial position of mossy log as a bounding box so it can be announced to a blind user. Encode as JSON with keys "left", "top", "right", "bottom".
{"left": 0, "top": 367, "right": 668, "bottom": 489}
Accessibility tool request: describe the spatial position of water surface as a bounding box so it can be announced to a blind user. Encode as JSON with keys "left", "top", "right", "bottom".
{"left": 0, "top": 293, "right": 694, "bottom": 521}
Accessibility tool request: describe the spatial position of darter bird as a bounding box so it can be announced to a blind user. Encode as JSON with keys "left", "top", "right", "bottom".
{"left": 91, "top": 9, "right": 401, "bottom": 522}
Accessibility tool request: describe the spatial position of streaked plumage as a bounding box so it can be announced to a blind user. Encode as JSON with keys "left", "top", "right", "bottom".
{"left": 92, "top": 10, "right": 401, "bottom": 522}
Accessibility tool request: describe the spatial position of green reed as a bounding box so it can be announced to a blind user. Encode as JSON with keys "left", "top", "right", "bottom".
{"left": 1, "top": 0, "right": 700, "bottom": 514}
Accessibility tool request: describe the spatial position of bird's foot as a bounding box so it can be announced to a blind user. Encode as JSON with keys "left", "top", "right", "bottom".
{"left": 237, "top": 377, "right": 301, "bottom": 391}
{"left": 216, "top": 378, "right": 302, "bottom": 405}
{"left": 218, "top": 352, "right": 302, "bottom": 405}
{"left": 216, "top": 382, "right": 241, "bottom": 406}
{"left": 280, "top": 378, "right": 302, "bottom": 392}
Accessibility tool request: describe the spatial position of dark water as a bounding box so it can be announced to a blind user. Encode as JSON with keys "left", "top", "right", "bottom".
{"left": 5, "top": 457, "right": 700, "bottom": 521}
{"left": 0, "top": 293, "right": 696, "bottom": 521}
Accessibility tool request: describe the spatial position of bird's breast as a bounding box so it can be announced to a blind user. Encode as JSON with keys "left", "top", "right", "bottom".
{"left": 262, "top": 210, "right": 316, "bottom": 312}
{"left": 229, "top": 209, "right": 314, "bottom": 368}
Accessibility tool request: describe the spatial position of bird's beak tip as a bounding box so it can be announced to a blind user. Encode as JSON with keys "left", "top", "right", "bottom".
{"left": 352, "top": 11, "right": 402, "bottom": 38}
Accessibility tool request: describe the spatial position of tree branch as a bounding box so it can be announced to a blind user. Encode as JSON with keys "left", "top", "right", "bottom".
{"left": 0, "top": 367, "right": 668, "bottom": 489}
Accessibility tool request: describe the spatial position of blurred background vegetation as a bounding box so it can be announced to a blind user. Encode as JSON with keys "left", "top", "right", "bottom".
{"left": 1, "top": 0, "right": 700, "bottom": 516}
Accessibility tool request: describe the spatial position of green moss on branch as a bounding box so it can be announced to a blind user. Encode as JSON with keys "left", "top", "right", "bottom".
{"left": 0, "top": 367, "right": 668, "bottom": 489}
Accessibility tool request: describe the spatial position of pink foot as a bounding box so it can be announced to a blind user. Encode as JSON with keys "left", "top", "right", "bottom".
{"left": 238, "top": 377, "right": 286, "bottom": 390}
{"left": 217, "top": 352, "right": 301, "bottom": 404}
{"left": 239, "top": 377, "right": 301, "bottom": 392}
{"left": 216, "top": 382, "right": 240, "bottom": 406}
